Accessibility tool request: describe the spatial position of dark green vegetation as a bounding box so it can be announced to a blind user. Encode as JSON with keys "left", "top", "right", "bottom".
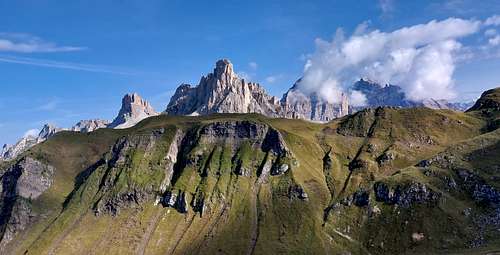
{"left": 1, "top": 88, "right": 500, "bottom": 255}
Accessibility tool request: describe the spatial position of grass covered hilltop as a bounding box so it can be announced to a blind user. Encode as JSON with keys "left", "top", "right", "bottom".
{"left": 0, "top": 88, "right": 500, "bottom": 255}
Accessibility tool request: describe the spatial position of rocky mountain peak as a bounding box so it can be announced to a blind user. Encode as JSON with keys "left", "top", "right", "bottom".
{"left": 352, "top": 79, "right": 474, "bottom": 111}
{"left": 165, "top": 59, "right": 351, "bottom": 121}
{"left": 38, "top": 124, "right": 60, "bottom": 141}
{"left": 72, "top": 119, "right": 110, "bottom": 133}
{"left": 214, "top": 59, "right": 235, "bottom": 80}
{"left": 280, "top": 80, "right": 349, "bottom": 121}
{"left": 109, "top": 93, "right": 158, "bottom": 129}
{"left": 165, "top": 59, "right": 281, "bottom": 117}
{"left": 122, "top": 93, "right": 156, "bottom": 114}
{"left": 0, "top": 124, "right": 62, "bottom": 161}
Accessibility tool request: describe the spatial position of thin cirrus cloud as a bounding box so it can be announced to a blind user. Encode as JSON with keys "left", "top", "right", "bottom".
{"left": 248, "top": 61, "right": 258, "bottom": 70}
{"left": 265, "top": 74, "right": 284, "bottom": 84}
{"left": 297, "top": 16, "right": 500, "bottom": 104}
{"left": 0, "top": 33, "right": 85, "bottom": 53}
{"left": 37, "top": 98, "right": 59, "bottom": 111}
{"left": 378, "top": 0, "right": 394, "bottom": 15}
{"left": 0, "top": 33, "right": 137, "bottom": 75}
{"left": 0, "top": 55, "right": 138, "bottom": 75}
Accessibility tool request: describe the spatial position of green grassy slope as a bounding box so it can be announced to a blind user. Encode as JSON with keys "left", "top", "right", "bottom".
{"left": 1, "top": 88, "right": 499, "bottom": 255}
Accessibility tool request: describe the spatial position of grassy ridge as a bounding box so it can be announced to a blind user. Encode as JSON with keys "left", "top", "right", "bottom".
{"left": 2, "top": 95, "right": 500, "bottom": 255}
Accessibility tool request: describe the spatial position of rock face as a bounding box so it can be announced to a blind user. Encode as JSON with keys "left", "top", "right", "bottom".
{"left": 166, "top": 59, "right": 282, "bottom": 117}
{"left": 166, "top": 59, "right": 349, "bottom": 121}
{"left": 108, "top": 93, "right": 158, "bottom": 129}
{"left": 0, "top": 157, "right": 54, "bottom": 247}
{"left": 0, "top": 124, "right": 62, "bottom": 161}
{"left": 280, "top": 81, "right": 349, "bottom": 122}
{"left": 0, "top": 138, "right": 37, "bottom": 162}
{"left": 71, "top": 119, "right": 110, "bottom": 133}
{"left": 89, "top": 120, "right": 295, "bottom": 217}
{"left": 37, "top": 124, "right": 61, "bottom": 142}
{"left": 165, "top": 60, "right": 474, "bottom": 123}
{"left": 373, "top": 181, "right": 441, "bottom": 207}
{"left": 352, "top": 79, "right": 474, "bottom": 111}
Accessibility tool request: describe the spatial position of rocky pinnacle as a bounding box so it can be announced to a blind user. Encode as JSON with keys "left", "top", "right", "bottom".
{"left": 108, "top": 93, "right": 158, "bottom": 129}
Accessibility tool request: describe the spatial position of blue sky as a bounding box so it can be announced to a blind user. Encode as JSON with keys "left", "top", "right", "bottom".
{"left": 1, "top": 0, "right": 500, "bottom": 145}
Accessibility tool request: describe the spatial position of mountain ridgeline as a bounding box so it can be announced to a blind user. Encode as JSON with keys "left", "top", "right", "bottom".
{"left": 165, "top": 59, "right": 349, "bottom": 122}
{"left": 1, "top": 59, "right": 471, "bottom": 162}
{"left": 165, "top": 59, "right": 471, "bottom": 122}
{"left": 0, "top": 86, "right": 499, "bottom": 254}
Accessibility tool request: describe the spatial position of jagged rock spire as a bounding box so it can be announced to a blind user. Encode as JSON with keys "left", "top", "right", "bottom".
{"left": 214, "top": 59, "right": 235, "bottom": 80}
{"left": 108, "top": 93, "right": 158, "bottom": 129}
{"left": 165, "top": 59, "right": 281, "bottom": 117}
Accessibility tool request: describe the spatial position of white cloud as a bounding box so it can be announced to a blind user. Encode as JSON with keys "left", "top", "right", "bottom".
{"left": 349, "top": 90, "right": 367, "bottom": 106}
{"left": 489, "top": 35, "right": 500, "bottom": 46}
{"left": 485, "top": 15, "right": 500, "bottom": 26}
{"left": 298, "top": 17, "right": 481, "bottom": 102}
{"left": 23, "top": 129, "right": 39, "bottom": 138}
{"left": 485, "top": 29, "right": 497, "bottom": 37}
{"left": 248, "top": 61, "right": 258, "bottom": 70}
{"left": 0, "top": 33, "right": 85, "bottom": 53}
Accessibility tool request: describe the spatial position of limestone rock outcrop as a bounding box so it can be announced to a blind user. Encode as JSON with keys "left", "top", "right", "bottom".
{"left": 0, "top": 124, "right": 62, "bottom": 161}
{"left": 352, "top": 78, "right": 474, "bottom": 111}
{"left": 0, "top": 157, "right": 54, "bottom": 247}
{"left": 108, "top": 93, "right": 158, "bottom": 129}
{"left": 166, "top": 59, "right": 282, "bottom": 117}
{"left": 280, "top": 81, "right": 349, "bottom": 122}
{"left": 166, "top": 59, "right": 349, "bottom": 121}
{"left": 72, "top": 119, "right": 110, "bottom": 133}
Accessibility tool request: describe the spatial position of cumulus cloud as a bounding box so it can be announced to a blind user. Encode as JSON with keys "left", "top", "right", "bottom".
{"left": 0, "top": 33, "right": 85, "bottom": 53}
{"left": 485, "top": 15, "right": 500, "bottom": 26}
{"left": 298, "top": 17, "right": 482, "bottom": 102}
{"left": 489, "top": 35, "right": 500, "bottom": 46}
{"left": 484, "top": 29, "right": 497, "bottom": 37}
{"left": 349, "top": 90, "right": 367, "bottom": 106}
{"left": 23, "top": 129, "right": 39, "bottom": 138}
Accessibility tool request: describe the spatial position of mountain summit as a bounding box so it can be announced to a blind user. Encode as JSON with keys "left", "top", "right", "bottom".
{"left": 165, "top": 59, "right": 473, "bottom": 123}
{"left": 166, "top": 59, "right": 349, "bottom": 121}
{"left": 109, "top": 93, "right": 158, "bottom": 129}
{"left": 0, "top": 124, "right": 61, "bottom": 161}
{"left": 166, "top": 59, "right": 282, "bottom": 116}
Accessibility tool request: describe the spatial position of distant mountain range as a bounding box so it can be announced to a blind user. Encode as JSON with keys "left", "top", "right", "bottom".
{"left": 0, "top": 59, "right": 475, "bottom": 161}
{"left": 352, "top": 79, "right": 474, "bottom": 111}
{"left": 0, "top": 93, "right": 158, "bottom": 161}
{"left": 166, "top": 59, "right": 471, "bottom": 121}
